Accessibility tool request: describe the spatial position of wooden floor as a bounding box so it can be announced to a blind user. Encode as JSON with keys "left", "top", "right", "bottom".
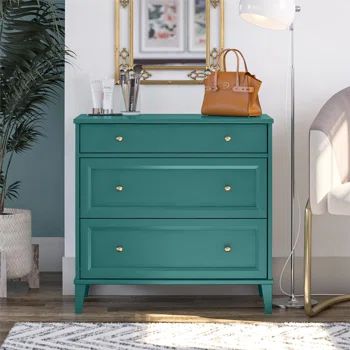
{"left": 1, "top": 273, "right": 350, "bottom": 344}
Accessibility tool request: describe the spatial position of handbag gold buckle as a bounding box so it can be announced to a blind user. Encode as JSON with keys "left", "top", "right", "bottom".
{"left": 232, "top": 86, "right": 254, "bottom": 93}
{"left": 206, "top": 86, "right": 218, "bottom": 92}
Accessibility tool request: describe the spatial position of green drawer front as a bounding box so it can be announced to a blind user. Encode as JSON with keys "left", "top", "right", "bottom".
{"left": 80, "top": 158, "right": 267, "bottom": 219}
{"left": 80, "top": 219, "right": 267, "bottom": 280}
{"left": 79, "top": 124, "right": 267, "bottom": 154}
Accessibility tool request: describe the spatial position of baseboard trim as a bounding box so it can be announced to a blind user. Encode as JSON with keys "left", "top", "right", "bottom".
{"left": 32, "top": 237, "right": 64, "bottom": 272}
{"left": 62, "top": 256, "right": 350, "bottom": 296}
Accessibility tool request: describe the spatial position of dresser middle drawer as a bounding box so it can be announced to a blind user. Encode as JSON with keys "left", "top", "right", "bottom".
{"left": 80, "top": 157, "right": 267, "bottom": 218}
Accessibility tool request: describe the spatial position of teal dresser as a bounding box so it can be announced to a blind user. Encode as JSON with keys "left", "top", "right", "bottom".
{"left": 74, "top": 114, "right": 274, "bottom": 314}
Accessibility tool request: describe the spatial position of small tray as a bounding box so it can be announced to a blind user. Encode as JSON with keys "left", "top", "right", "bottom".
{"left": 122, "top": 111, "right": 141, "bottom": 116}
{"left": 88, "top": 113, "right": 123, "bottom": 117}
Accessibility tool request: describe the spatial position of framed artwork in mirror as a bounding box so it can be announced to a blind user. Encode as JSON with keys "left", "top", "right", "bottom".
{"left": 189, "top": 0, "right": 206, "bottom": 53}
{"left": 140, "top": 0, "right": 185, "bottom": 53}
{"left": 115, "top": 0, "right": 225, "bottom": 84}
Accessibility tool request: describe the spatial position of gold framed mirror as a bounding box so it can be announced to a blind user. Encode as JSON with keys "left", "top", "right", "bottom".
{"left": 115, "top": 0, "right": 225, "bottom": 85}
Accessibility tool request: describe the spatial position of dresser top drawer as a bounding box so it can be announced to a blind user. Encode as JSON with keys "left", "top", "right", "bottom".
{"left": 78, "top": 123, "right": 268, "bottom": 154}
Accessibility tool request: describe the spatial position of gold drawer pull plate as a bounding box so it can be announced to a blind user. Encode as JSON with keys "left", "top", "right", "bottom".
{"left": 116, "top": 246, "right": 124, "bottom": 253}
{"left": 116, "top": 185, "right": 124, "bottom": 192}
{"left": 224, "top": 136, "right": 232, "bottom": 142}
{"left": 224, "top": 246, "right": 232, "bottom": 253}
{"left": 224, "top": 185, "right": 232, "bottom": 192}
{"left": 116, "top": 136, "right": 124, "bottom": 142}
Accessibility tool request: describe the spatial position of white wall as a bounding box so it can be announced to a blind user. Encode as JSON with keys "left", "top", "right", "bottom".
{"left": 65, "top": 0, "right": 350, "bottom": 292}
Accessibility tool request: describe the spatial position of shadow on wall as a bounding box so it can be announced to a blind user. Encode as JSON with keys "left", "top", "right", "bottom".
{"left": 8, "top": 88, "right": 64, "bottom": 238}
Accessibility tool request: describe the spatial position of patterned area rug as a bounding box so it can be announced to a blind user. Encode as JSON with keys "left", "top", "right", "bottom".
{"left": 1, "top": 322, "right": 350, "bottom": 350}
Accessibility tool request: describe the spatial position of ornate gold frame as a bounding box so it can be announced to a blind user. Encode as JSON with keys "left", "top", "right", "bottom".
{"left": 115, "top": 0, "right": 225, "bottom": 85}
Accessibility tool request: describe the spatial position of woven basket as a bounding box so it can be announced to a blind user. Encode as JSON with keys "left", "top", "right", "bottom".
{"left": 0, "top": 209, "right": 32, "bottom": 279}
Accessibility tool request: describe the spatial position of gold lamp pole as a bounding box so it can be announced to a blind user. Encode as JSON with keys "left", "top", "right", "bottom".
{"left": 239, "top": 0, "right": 313, "bottom": 309}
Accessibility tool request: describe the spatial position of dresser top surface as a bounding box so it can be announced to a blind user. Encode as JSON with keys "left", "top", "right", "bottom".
{"left": 74, "top": 114, "right": 274, "bottom": 124}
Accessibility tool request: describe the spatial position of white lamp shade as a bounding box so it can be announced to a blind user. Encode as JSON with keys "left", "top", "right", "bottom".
{"left": 239, "top": 0, "right": 296, "bottom": 30}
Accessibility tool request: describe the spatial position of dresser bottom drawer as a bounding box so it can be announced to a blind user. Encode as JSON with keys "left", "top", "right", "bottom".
{"left": 80, "top": 219, "right": 267, "bottom": 279}
{"left": 80, "top": 219, "right": 267, "bottom": 280}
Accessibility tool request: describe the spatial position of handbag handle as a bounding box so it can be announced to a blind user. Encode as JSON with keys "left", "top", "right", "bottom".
{"left": 213, "top": 49, "right": 240, "bottom": 89}
{"left": 212, "top": 49, "right": 249, "bottom": 90}
{"left": 223, "top": 49, "right": 249, "bottom": 73}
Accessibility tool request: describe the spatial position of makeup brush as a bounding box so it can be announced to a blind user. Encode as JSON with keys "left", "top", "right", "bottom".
{"left": 120, "top": 69, "right": 128, "bottom": 111}
{"left": 133, "top": 64, "right": 143, "bottom": 112}
{"left": 128, "top": 70, "right": 135, "bottom": 112}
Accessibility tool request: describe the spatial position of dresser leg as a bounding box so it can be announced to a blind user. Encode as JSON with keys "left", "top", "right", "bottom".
{"left": 261, "top": 284, "right": 272, "bottom": 314}
{"left": 75, "top": 284, "right": 89, "bottom": 314}
{"left": 258, "top": 285, "right": 263, "bottom": 297}
{"left": 84, "top": 284, "right": 90, "bottom": 298}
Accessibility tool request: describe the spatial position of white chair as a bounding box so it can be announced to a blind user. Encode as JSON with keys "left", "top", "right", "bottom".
{"left": 305, "top": 87, "right": 350, "bottom": 316}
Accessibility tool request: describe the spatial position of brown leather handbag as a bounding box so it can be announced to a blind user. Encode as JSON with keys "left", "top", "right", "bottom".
{"left": 201, "top": 49, "right": 262, "bottom": 117}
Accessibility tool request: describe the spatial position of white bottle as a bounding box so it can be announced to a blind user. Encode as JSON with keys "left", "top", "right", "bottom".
{"left": 102, "top": 79, "right": 115, "bottom": 114}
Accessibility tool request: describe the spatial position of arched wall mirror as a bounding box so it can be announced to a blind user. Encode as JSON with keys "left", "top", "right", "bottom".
{"left": 115, "top": 0, "right": 225, "bottom": 85}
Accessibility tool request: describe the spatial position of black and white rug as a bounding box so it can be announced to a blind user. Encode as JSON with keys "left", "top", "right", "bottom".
{"left": 2, "top": 322, "right": 350, "bottom": 350}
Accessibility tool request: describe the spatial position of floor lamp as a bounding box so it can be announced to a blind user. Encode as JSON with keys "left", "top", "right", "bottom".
{"left": 239, "top": 0, "right": 306, "bottom": 309}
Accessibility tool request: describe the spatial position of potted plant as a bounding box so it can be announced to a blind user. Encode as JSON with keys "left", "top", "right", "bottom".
{"left": 0, "top": 0, "right": 66, "bottom": 279}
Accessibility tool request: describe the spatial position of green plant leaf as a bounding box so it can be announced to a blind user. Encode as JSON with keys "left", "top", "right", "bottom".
{"left": 5, "top": 180, "right": 20, "bottom": 199}
{"left": 7, "top": 120, "right": 43, "bottom": 153}
{"left": 0, "top": 0, "right": 68, "bottom": 213}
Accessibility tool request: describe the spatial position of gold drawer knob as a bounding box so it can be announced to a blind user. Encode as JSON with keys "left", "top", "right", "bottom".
{"left": 116, "top": 185, "right": 124, "bottom": 192}
{"left": 224, "top": 185, "right": 232, "bottom": 192}
{"left": 224, "top": 246, "right": 232, "bottom": 253}
{"left": 224, "top": 136, "right": 232, "bottom": 142}
{"left": 116, "top": 246, "right": 124, "bottom": 253}
{"left": 116, "top": 136, "right": 124, "bottom": 142}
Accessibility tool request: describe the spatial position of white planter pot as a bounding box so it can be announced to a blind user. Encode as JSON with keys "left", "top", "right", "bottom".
{"left": 0, "top": 209, "right": 32, "bottom": 279}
